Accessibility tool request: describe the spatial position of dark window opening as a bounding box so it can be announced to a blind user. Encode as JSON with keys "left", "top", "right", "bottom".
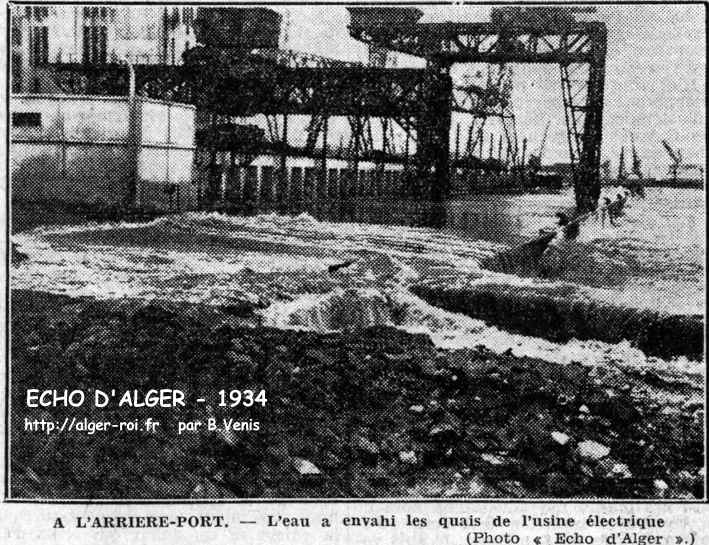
{"left": 182, "top": 7, "right": 194, "bottom": 33}
{"left": 11, "top": 52, "right": 23, "bottom": 93}
{"left": 30, "top": 26, "right": 49, "bottom": 65}
{"left": 12, "top": 112, "right": 42, "bottom": 128}
{"left": 167, "top": 7, "right": 180, "bottom": 29}
{"left": 12, "top": 25, "right": 22, "bottom": 46}
{"left": 84, "top": 6, "right": 111, "bottom": 20}
{"left": 83, "top": 25, "right": 107, "bottom": 64}
{"left": 32, "top": 6, "right": 49, "bottom": 20}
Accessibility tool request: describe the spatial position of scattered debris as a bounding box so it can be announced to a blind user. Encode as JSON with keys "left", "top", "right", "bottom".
{"left": 293, "top": 458, "right": 321, "bottom": 476}
{"left": 551, "top": 431, "right": 571, "bottom": 446}
{"left": 576, "top": 440, "right": 610, "bottom": 461}
{"left": 10, "top": 290, "right": 703, "bottom": 499}
{"left": 398, "top": 451, "right": 418, "bottom": 465}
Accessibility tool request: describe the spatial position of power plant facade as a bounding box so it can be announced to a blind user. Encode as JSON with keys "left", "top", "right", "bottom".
{"left": 10, "top": 6, "right": 284, "bottom": 93}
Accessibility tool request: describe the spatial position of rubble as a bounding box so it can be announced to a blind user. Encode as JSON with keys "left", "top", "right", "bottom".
{"left": 551, "top": 431, "right": 571, "bottom": 446}
{"left": 576, "top": 440, "right": 610, "bottom": 461}
{"left": 10, "top": 290, "right": 705, "bottom": 499}
{"left": 293, "top": 458, "right": 321, "bottom": 476}
{"left": 398, "top": 451, "right": 418, "bottom": 464}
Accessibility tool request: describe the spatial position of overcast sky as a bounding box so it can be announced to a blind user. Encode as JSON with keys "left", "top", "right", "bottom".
{"left": 277, "top": 4, "right": 705, "bottom": 177}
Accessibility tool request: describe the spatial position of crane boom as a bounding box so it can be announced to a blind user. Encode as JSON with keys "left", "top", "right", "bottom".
{"left": 538, "top": 120, "right": 551, "bottom": 162}
{"left": 661, "top": 139, "right": 680, "bottom": 163}
{"left": 630, "top": 132, "right": 642, "bottom": 178}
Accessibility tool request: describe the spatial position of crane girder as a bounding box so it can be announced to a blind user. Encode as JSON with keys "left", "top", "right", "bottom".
{"left": 348, "top": 21, "right": 607, "bottom": 65}
{"left": 47, "top": 60, "right": 430, "bottom": 119}
{"left": 349, "top": 11, "right": 608, "bottom": 212}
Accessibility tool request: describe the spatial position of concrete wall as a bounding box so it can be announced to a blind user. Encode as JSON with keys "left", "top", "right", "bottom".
{"left": 10, "top": 94, "right": 197, "bottom": 210}
{"left": 137, "top": 98, "right": 196, "bottom": 209}
{"left": 196, "top": 152, "right": 407, "bottom": 204}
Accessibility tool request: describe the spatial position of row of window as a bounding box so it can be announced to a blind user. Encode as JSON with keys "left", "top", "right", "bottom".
{"left": 24, "top": 6, "right": 116, "bottom": 21}
{"left": 17, "top": 11, "right": 196, "bottom": 66}
{"left": 165, "top": 7, "right": 195, "bottom": 34}
{"left": 21, "top": 7, "right": 193, "bottom": 25}
{"left": 22, "top": 30, "right": 192, "bottom": 66}
{"left": 169, "top": 8, "right": 195, "bottom": 26}
{"left": 82, "top": 7, "right": 116, "bottom": 21}
{"left": 83, "top": 26, "right": 108, "bottom": 64}
{"left": 24, "top": 6, "right": 49, "bottom": 20}
{"left": 22, "top": 25, "right": 107, "bottom": 65}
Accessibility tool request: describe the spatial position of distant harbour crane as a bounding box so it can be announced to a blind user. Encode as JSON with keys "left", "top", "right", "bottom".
{"left": 527, "top": 120, "right": 551, "bottom": 173}
{"left": 662, "top": 139, "right": 704, "bottom": 182}
{"left": 629, "top": 132, "right": 642, "bottom": 178}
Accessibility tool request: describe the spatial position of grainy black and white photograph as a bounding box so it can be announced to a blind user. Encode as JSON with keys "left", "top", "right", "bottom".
{"left": 7, "top": 2, "right": 706, "bottom": 500}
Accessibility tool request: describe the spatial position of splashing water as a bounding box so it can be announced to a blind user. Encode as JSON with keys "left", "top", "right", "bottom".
{"left": 11, "top": 188, "right": 705, "bottom": 383}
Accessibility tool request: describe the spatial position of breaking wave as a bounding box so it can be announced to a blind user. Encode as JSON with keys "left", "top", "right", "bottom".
{"left": 11, "top": 187, "right": 704, "bottom": 381}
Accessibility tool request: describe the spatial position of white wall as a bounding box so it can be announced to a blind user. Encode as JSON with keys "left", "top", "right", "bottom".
{"left": 11, "top": 94, "right": 197, "bottom": 210}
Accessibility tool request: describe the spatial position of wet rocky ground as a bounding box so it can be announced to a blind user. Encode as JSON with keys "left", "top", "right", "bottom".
{"left": 10, "top": 289, "right": 704, "bottom": 499}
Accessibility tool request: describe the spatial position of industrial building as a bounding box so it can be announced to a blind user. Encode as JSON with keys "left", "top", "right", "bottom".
{"left": 10, "top": 6, "right": 610, "bottom": 215}
{"left": 10, "top": 5, "right": 264, "bottom": 93}
{"left": 11, "top": 93, "right": 197, "bottom": 210}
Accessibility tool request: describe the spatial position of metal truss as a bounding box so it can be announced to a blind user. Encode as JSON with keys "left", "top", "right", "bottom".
{"left": 349, "top": 10, "right": 608, "bottom": 211}
{"left": 560, "top": 62, "right": 588, "bottom": 179}
{"left": 348, "top": 19, "right": 607, "bottom": 65}
{"left": 47, "top": 56, "right": 429, "bottom": 140}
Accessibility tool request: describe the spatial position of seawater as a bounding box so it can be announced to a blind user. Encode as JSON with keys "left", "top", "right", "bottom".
{"left": 11, "top": 187, "right": 705, "bottom": 383}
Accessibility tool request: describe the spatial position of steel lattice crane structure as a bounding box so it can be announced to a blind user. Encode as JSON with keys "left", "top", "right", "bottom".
{"left": 453, "top": 63, "right": 518, "bottom": 168}
{"left": 349, "top": 6, "right": 608, "bottom": 212}
{"left": 42, "top": 7, "right": 607, "bottom": 212}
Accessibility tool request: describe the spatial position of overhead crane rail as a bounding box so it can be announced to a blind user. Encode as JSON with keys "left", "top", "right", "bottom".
{"left": 348, "top": 6, "right": 608, "bottom": 212}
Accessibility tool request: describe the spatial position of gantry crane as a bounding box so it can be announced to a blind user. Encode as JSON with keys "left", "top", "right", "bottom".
{"left": 349, "top": 6, "right": 608, "bottom": 212}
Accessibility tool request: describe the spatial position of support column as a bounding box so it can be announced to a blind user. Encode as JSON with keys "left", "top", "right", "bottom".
{"left": 58, "top": 97, "right": 66, "bottom": 199}
{"left": 224, "top": 152, "right": 239, "bottom": 204}
{"left": 350, "top": 116, "right": 362, "bottom": 198}
{"left": 125, "top": 65, "right": 141, "bottom": 209}
{"left": 278, "top": 114, "right": 289, "bottom": 205}
{"left": 205, "top": 115, "right": 221, "bottom": 205}
{"left": 260, "top": 166, "right": 274, "bottom": 203}
{"left": 452, "top": 122, "right": 461, "bottom": 191}
{"left": 415, "top": 61, "right": 452, "bottom": 204}
{"left": 319, "top": 116, "right": 329, "bottom": 200}
{"left": 576, "top": 28, "right": 607, "bottom": 213}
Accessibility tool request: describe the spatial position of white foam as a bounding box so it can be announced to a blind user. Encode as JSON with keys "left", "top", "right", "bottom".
{"left": 11, "top": 200, "right": 704, "bottom": 384}
{"left": 259, "top": 285, "right": 704, "bottom": 380}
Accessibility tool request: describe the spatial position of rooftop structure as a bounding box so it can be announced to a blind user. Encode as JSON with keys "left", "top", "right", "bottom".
{"left": 10, "top": 5, "right": 284, "bottom": 93}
